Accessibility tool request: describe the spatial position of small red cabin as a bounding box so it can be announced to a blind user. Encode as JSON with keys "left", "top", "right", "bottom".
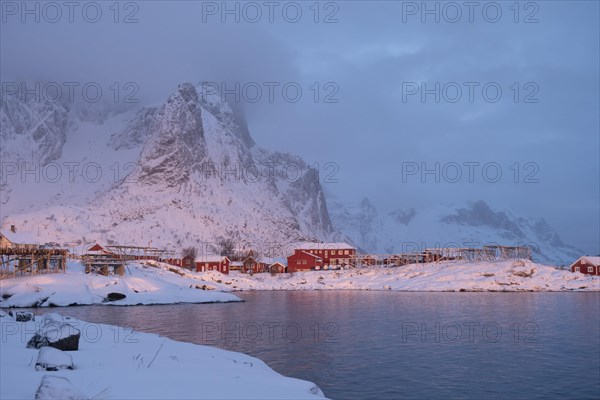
{"left": 242, "top": 256, "right": 268, "bottom": 274}
{"left": 570, "top": 256, "right": 600, "bottom": 276}
{"left": 268, "top": 262, "right": 286, "bottom": 274}
{"left": 165, "top": 258, "right": 183, "bottom": 267}
{"left": 195, "top": 256, "right": 230, "bottom": 275}
{"left": 181, "top": 255, "right": 195, "bottom": 270}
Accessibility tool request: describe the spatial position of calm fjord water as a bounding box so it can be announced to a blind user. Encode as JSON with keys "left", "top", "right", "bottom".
{"left": 32, "top": 292, "right": 600, "bottom": 399}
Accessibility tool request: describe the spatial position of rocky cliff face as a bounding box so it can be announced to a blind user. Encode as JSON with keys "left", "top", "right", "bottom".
{"left": 136, "top": 83, "right": 207, "bottom": 187}
{"left": 0, "top": 94, "right": 69, "bottom": 166}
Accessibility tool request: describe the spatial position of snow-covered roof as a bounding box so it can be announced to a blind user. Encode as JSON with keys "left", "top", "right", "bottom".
{"left": 578, "top": 256, "right": 600, "bottom": 266}
{"left": 243, "top": 256, "right": 271, "bottom": 264}
{"left": 269, "top": 262, "right": 286, "bottom": 268}
{"left": 271, "top": 257, "right": 287, "bottom": 265}
{"left": 294, "top": 242, "right": 355, "bottom": 251}
{"left": 196, "top": 255, "right": 229, "bottom": 263}
{"left": 1, "top": 230, "right": 40, "bottom": 245}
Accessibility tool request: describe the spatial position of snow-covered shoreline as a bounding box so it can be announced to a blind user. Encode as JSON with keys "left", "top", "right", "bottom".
{"left": 196, "top": 260, "right": 599, "bottom": 293}
{"left": 1, "top": 260, "right": 597, "bottom": 310}
{"left": 0, "top": 262, "right": 241, "bottom": 308}
{"left": 0, "top": 312, "right": 327, "bottom": 399}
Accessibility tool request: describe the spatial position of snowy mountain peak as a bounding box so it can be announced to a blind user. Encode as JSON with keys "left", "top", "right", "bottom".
{"left": 440, "top": 200, "right": 525, "bottom": 237}
{"left": 1, "top": 82, "right": 339, "bottom": 254}
{"left": 197, "top": 82, "right": 254, "bottom": 149}
{"left": 137, "top": 83, "right": 207, "bottom": 187}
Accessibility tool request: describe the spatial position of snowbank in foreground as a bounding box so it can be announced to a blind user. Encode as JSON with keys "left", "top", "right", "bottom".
{"left": 0, "top": 312, "right": 326, "bottom": 399}
{"left": 0, "top": 262, "right": 240, "bottom": 308}
{"left": 195, "top": 260, "right": 600, "bottom": 292}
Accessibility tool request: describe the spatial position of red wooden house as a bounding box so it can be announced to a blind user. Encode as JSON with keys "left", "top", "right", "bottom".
{"left": 165, "top": 258, "right": 183, "bottom": 267}
{"left": 268, "top": 262, "right": 286, "bottom": 274}
{"left": 180, "top": 255, "right": 195, "bottom": 270}
{"left": 230, "top": 261, "right": 243, "bottom": 271}
{"left": 287, "top": 242, "right": 356, "bottom": 272}
{"left": 361, "top": 255, "right": 378, "bottom": 266}
{"left": 242, "top": 256, "right": 268, "bottom": 274}
{"left": 195, "top": 256, "right": 230, "bottom": 274}
{"left": 570, "top": 256, "right": 600, "bottom": 276}
{"left": 287, "top": 251, "right": 323, "bottom": 272}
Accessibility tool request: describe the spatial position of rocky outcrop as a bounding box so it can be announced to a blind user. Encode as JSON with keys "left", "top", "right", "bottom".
{"left": 27, "top": 315, "right": 81, "bottom": 351}
{"left": 0, "top": 94, "right": 68, "bottom": 166}
{"left": 138, "top": 83, "right": 208, "bottom": 187}
{"left": 109, "top": 107, "right": 157, "bottom": 150}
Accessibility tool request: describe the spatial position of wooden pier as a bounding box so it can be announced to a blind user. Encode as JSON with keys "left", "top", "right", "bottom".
{"left": 82, "top": 244, "right": 175, "bottom": 276}
{"left": 0, "top": 245, "right": 68, "bottom": 279}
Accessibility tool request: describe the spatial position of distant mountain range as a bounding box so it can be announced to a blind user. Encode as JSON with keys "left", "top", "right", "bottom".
{"left": 0, "top": 82, "right": 582, "bottom": 264}
{"left": 328, "top": 197, "right": 582, "bottom": 265}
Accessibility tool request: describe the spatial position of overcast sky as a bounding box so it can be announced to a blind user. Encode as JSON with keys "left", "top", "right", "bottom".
{"left": 1, "top": 1, "right": 598, "bottom": 253}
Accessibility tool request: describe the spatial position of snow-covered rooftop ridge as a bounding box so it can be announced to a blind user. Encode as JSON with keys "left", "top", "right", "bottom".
{"left": 1, "top": 230, "right": 41, "bottom": 244}
{"left": 579, "top": 256, "right": 600, "bottom": 266}
{"left": 196, "top": 255, "right": 228, "bottom": 263}
{"left": 250, "top": 256, "right": 275, "bottom": 264}
{"left": 294, "top": 242, "right": 355, "bottom": 250}
{"left": 270, "top": 257, "right": 288, "bottom": 265}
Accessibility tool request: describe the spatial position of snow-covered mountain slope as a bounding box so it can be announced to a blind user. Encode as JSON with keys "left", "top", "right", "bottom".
{"left": 328, "top": 198, "right": 583, "bottom": 266}
{"left": 0, "top": 83, "right": 337, "bottom": 255}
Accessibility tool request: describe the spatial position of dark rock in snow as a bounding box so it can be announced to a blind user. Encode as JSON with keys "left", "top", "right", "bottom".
{"left": 9, "top": 311, "right": 34, "bottom": 322}
{"left": 34, "top": 376, "right": 87, "bottom": 400}
{"left": 35, "top": 347, "right": 74, "bottom": 371}
{"left": 104, "top": 292, "right": 127, "bottom": 302}
{"left": 27, "top": 319, "right": 81, "bottom": 351}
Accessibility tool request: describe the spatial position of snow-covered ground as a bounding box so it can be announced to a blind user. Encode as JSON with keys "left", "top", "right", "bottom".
{"left": 195, "top": 260, "right": 600, "bottom": 292}
{"left": 1, "top": 260, "right": 597, "bottom": 310}
{"left": 0, "top": 261, "right": 240, "bottom": 308}
{"left": 0, "top": 312, "right": 326, "bottom": 399}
